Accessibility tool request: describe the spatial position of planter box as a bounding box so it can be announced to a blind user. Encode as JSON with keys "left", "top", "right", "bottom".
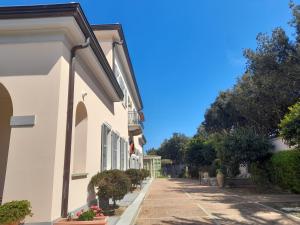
{"left": 225, "top": 178, "right": 255, "bottom": 188}
{"left": 55, "top": 217, "right": 108, "bottom": 225}
{"left": 209, "top": 177, "right": 218, "bottom": 186}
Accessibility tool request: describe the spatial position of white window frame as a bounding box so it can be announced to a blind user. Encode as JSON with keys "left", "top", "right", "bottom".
{"left": 101, "top": 124, "right": 111, "bottom": 171}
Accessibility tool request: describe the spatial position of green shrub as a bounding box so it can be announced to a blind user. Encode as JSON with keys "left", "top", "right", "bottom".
{"left": 0, "top": 200, "right": 33, "bottom": 224}
{"left": 219, "top": 128, "right": 271, "bottom": 177}
{"left": 77, "top": 210, "right": 95, "bottom": 221}
{"left": 89, "top": 170, "right": 131, "bottom": 208}
{"left": 279, "top": 101, "right": 300, "bottom": 147}
{"left": 111, "top": 170, "right": 131, "bottom": 203}
{"left": 250, "top": 162, "right": 271, "bottom": 189}
{"left": 269, "top": 150, "right": 300, "bottom": 193}
{"left": 125, "top": 169, "right": 143, "bottom": 187}
{"left": 140, "top": 169, "right": 150, "bottom": 179}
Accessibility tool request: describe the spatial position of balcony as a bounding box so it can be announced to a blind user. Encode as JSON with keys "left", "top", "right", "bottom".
{"left": 128, "top": 111, "right": 143, "bottom": 136}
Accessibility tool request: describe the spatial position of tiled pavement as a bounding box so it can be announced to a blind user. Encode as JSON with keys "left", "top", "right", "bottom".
{"left": 135, "top": 178, "right": 300, "bottom": 225}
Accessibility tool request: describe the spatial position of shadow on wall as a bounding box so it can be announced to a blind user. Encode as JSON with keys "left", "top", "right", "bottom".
{"left": 0, "top": 42, "right": 62, "bottom": 76}
{"left": 0, "top": 83, "right": 13, "bottom": 202}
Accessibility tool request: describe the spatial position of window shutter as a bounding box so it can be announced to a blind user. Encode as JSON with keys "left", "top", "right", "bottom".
{"left": 125, "top": 141, "right": 128, "bottom": 169}
{"left": 101, "top": 124, "right": 107, "bottom": 171}
{"left": 111, "top": 132, "right": 118, "bottom": 169}
{"left": 120, "top": 138, "right": 124, "bottom": 170}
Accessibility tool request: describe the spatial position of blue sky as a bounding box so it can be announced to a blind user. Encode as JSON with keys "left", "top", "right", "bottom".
{"left": 0, "top": 0, "right": 297, "bottom": 150}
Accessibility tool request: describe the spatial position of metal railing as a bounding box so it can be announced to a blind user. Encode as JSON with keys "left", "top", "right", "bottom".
{"left": 128, "top": 111, "right": 144, "bottom": 129}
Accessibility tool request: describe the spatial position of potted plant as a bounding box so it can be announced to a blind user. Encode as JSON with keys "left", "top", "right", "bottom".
{"left": 55, "top": 205, "right": 107, "bottom": 225}
{"left": 216, "top": 169, "right": 224, "bottom": 188}
{"left": 0, "top": 200, "right": 33, "bottom": 225}
{"left": 215, "top": 159, "right": 224, "bottom": 188}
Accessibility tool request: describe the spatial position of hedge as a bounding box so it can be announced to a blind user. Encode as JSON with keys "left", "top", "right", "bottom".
{"left": 125, "top": 169, "right": 143, "bottom": 187}
{"left": 89, "top": 170, "right": 131, "bottom": 208}
{"left": 269, "top": 150, "right": 300, "bottom": 193}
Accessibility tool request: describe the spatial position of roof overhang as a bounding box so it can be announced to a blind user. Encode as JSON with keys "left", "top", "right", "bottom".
{"left": 92, "top": 24, "right": 144, "bottom": 111}
{"left": 0, "top": 3, "right": 124, "bottom": 101}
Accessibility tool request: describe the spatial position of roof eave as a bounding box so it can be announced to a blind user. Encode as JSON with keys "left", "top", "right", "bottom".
{"left": 92, "top": 24, "right": 144, "bottom": 110}
{"left": 0, "top": 3, "right": 124, "bottom": 100}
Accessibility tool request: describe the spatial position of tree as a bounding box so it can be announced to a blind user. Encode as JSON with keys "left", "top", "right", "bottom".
{"left": 235, "top": 28, "right": 300, "bottom": 135}
{"left": 185, "top": 137, "right": 216, "bottom": 168}
{"left": 157, "top": 133, "right": 189, "bottom": 164}
{"left": 146, "top": 148, "right": 158, "bottom": 155}
{"left": 202, "top": 90, "right": 246, "bottom": 133}
{"left": 219, "top": 128, "right": 271, "bottom": 176}
{"left": 202, "top": 26, "right": 300, "bottom": 136}
{"left": 279, "top": 101, "right": 300, "bottom": 147}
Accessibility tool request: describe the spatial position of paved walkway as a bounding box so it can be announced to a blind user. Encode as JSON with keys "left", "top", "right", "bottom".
{"left": 135, "top": 178, "right": 300, "bottom": 225}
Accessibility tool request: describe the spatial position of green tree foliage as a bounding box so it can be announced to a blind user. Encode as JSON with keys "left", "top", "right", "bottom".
{"left": 269, "top": 150, "right": 300, "bottom": 193}
{"left": 202, "top": 91, "right": 246, "bottom": 133}
{"left": 279, "top": 101, "right": 300, "bottom": 147}
{"left": 201, "top": 17, "right": 300, "bottom": 136}
{"left": 185, "top": 137, "right": 216, "bottom": 167}
{"left": 235, "top": 28, "right": 300, "bottom": 134}
{"left": 157, "top": 133, "right": 189, "bottom": 164}
{"left": 219, "top": 128, "right": 271, "bottom": 176}
{"left": 146, "top": 148, "right": 159, "bottom": 155}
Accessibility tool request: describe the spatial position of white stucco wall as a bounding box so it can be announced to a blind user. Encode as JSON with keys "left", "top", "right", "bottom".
{"left": 0, "top": 38, "right": 66, "bottom": 223}
{"left": 0, "top": 31, "right": 130, "bottom": 224}
{"left": 0, "top": 17, "right": 145, "bottom": 225}
{"left": 270, "top": 137, "right": 295, "bottom": 152}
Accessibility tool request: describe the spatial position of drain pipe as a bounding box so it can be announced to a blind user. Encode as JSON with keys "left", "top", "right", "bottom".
{"left": 61, "top": 37, "right": 90, "bottom": 218}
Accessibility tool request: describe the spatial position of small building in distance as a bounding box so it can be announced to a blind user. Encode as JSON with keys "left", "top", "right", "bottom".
{"left": 270, "top": 137, "right": 295, "bottom": 152}
{"left": 143, "top": 155, "right": 161, "bottom": 178}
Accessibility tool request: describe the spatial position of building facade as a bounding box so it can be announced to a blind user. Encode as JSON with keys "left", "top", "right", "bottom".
{"left": 143, "top": 156, "right": 161, "bottom": 178}
{"left": 270, "top": 137, "right": 295, "bottom": 152}
{"left": 0, "top": 3, "right": 145, "bottom": 225}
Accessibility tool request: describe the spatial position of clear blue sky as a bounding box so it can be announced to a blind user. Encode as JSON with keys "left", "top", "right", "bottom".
{"left": 0, "top": 0, "right": 297, "bottom": 150}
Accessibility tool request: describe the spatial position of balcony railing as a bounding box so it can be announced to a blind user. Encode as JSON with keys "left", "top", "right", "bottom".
{"left": 128, "top": 111, "right": 144, "bottom": 134}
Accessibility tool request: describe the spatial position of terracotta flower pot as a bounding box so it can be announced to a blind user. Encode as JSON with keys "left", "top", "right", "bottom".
{"left": 94, "top": 216, "right": 106, "bottom": 221}
{"left": 54, "top": 217, "right": 108, "bottom": 225}
{"left": 217, "top": 173, "right": 224, "bottom": 188}
{"left": 4, "top": 220, "right": 21, "bottom": 225}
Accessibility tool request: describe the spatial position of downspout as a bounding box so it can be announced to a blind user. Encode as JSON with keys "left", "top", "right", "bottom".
{"left": 61, "top": 37, "right": 90, "bottom": 218}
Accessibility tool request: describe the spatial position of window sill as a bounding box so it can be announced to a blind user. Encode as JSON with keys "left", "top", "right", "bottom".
{"left": 71, "top": 172, "right": 88, "bottom": 180}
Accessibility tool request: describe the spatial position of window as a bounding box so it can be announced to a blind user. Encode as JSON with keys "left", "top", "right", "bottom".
{"left": 125, "top": 141, "right": 128, "bottom": 169}
{"left": 101, "top": 124, "right": 111, "bottom": 171}
{"left": 73, "top": 102, "right": 88, "bottom": 174}
{"left": 120, "top": 138, "right": 124, "bottom": 170}
{"left": 111, "top": 132, "right": 119, "bottom": 169}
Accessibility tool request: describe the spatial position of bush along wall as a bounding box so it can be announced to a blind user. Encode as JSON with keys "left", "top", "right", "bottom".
{"left": 269, "top": 150, "right": 300, "bottom": 193}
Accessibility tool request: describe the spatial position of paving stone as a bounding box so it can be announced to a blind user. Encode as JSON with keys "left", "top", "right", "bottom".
{"left": 135, "top": 178, "right": 300, "bottom": 225}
